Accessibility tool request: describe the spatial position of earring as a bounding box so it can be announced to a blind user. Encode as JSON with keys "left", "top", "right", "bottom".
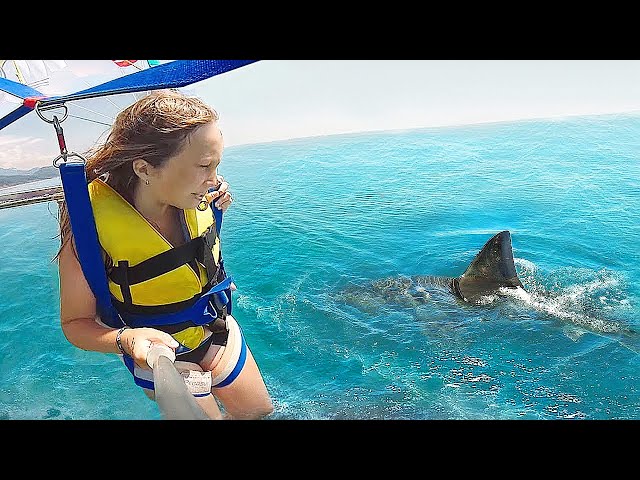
{"left": 145, "top": 179, "right": 150, "bottom": 186}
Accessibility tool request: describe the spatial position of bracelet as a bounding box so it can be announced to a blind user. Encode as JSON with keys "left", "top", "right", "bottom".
{"left": 115, "top": 326, "right": 130, "bottom": 355}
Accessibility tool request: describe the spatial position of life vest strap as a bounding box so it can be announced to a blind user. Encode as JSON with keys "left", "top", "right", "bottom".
{"left": 121, "top": 276, "right": 234, "bottom": 328}
{"left": 110, "top": 259, "right": 228, "bottom": 317}
{"left": 108, "top": 228, "right": 218, "bottom": 286}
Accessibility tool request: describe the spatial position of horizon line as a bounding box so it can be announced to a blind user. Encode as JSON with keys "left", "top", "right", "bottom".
{"left": 3, "top": 107, "right": 640, "bottom": 171}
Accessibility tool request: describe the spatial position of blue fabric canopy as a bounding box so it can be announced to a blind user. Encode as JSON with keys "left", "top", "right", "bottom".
{"left": 0, "top": 60, "right": 258, "bottom": 130}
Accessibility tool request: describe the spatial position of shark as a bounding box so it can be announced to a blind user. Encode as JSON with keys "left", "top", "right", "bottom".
{"left": 339, "top": 230, "right": 640, "bottom": 351}
{"left": 341, "top": 230, "right": 524, "bottom": 310}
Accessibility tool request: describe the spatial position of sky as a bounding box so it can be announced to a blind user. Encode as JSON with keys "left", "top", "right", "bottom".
{"left": 2, "top": 60, "right": 640, "bottom": 170}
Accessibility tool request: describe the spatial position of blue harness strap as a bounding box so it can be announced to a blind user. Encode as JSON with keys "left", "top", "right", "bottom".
{"left": 210, "top": 188, "right": 229, "bottom": 314}
{"left": 59, "top": 162, "right": 124, "bottom": 328}
{"left": 213, "top": 199, "right": 222, "bottom": 235}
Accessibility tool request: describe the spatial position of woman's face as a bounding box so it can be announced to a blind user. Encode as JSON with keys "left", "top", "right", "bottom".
{"left": 149, "top": 121, "right": 223, "bottom": 210}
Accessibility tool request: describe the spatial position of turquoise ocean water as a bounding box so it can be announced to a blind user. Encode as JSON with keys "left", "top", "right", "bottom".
{"left": 0, "top": 112, "right": 638, "bottom": 420}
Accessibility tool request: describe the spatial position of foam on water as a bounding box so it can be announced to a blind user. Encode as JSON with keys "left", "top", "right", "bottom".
{"left": 508, "top": 258, "right": 633, "bottom": 335}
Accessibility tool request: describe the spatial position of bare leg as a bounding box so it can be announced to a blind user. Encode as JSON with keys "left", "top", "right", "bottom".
{"left": 211, "top": 346, "right": 273, "bottom": 420}
{"left": 197, "top": 315, "right": 273, "bottom": 420}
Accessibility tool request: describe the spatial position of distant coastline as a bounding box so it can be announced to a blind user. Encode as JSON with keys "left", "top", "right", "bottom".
{"left": 0, "top": 166, "right": 59, "bottom": 189}
{"left": 0, "top": 176, "right": 61, "bottom": 193}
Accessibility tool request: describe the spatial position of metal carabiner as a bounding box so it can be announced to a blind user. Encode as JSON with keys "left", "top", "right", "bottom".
{"left": 35, "top": 101, "right": 69, "bottom": 124}
{"left": 44, "top": 113, "right": 86, "bottom": 168}
{"left": 52, "top": 151, "right": 86, "bottom": 168}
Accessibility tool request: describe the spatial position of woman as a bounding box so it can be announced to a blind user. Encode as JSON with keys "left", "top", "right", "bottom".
{"left": 56, "top": 89, "right": 273, "bottom": 420}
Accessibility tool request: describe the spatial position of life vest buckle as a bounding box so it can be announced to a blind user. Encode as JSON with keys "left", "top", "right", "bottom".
{"left": 198, "top": 229, "right": 218, "bottom": 281}
{"left": 212, "top": 290, "right": 228, "bottom": 312}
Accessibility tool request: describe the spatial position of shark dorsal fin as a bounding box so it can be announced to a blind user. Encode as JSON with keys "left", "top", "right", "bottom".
{"left": 455, "top": 231, "right": 523, "bottom": 303}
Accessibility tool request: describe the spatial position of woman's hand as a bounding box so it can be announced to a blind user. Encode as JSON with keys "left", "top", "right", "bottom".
{"left": 120, "top": 327, "right": 179, "bottom": 370}
{"left": 204, "top": 174, "right": 233, "bottom": 212}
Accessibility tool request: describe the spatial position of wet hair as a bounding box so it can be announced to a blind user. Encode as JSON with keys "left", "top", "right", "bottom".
{"left": 54, "top": 88, "right": 219, "bottom": 261}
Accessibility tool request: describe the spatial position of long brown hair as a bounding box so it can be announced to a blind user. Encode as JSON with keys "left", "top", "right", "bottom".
{"left": 54, "top": 89, "right": 219, "bottom": 261}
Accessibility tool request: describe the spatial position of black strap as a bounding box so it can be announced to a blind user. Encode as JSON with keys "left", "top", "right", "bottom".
{"left": 119, "top": 260, "right": 133, "bottom": 305}
{"left": 176, "top": 326, "right": 229, "bottom": 363}
{"left": 112, "top": 290, "right": 202, "bottom": 316}
{"left": 199, "top": 226, "right": 220, "bottom": 283}
{"left": 109, "top": 228, "right": 218, "bottom": 286}
{"left": 111, "top": 262, "right": 228, "bottom": 317}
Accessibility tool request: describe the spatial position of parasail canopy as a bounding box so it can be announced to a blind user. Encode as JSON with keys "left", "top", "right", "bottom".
{"left": 0, "top": 60, "right": 259, "bottom": 131}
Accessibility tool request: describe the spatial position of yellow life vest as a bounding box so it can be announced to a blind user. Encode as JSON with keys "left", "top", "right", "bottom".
{"left": 88, "top": 178, "right": 221, "bottom": 308}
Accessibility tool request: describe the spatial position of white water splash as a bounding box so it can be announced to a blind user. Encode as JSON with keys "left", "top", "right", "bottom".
{"left": 476, "top": 294, "right": 499, "bottom": 305}
{"left": 503, "top": 260, "right": 632, "bottom": 334}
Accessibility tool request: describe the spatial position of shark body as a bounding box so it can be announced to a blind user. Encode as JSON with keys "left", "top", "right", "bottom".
{"left": 342, "top": 230, "right": 524, "bottom": 309}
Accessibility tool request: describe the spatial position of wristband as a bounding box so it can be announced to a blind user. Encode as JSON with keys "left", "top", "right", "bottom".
{"left": 116, "top": 326, "right": 130, "bottom": 355}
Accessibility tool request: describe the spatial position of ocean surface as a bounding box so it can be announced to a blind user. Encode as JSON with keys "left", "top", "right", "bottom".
{"left": 0, "top": 112, "right": 638, "bottom": 420}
